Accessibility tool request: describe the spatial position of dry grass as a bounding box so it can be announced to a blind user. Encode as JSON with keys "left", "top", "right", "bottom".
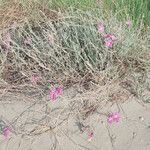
{"left": 0, "top": 0, "right": 60, "bottom": 29}
{"left": 0, "top": 77, "right": 131, "bottom": 137}
{"left": 0, "top": 1, "right": 150, "bottom": 144}
{"left": 0, "top": 2, "right": 149, "bottom": 106}
{"left": 0, "top": 8, "right": 149, "bottom": 93}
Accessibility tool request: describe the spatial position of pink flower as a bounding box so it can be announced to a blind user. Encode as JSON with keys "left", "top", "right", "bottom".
{"left": 107, "top": 116, "right": 114, "bottom": 124}
{"left": 112, "top": 112, "right": 120, "bottom": 122}
{"left": 107, "top": 112, "right": 121, "bottom": 124}
{"left": 24, "top": 37, "right": 32, "bottom": 45}
{"left": 104, "top": 34, "right": 116, "bottom": 41}
{"left": 88, "top": 132, "right": 94, "bottom": 141}
{"left": 105, "top": 40, "right": 113, "bottom": 48}
{"left": 97, "top": 23, "right": 105, "bottom": 33}
{"left": 49, "top": 87, "right": 63, "bottom": 101}
{"left": 3, "top": 127, "right": 11, "bottom": 139}
{"left": 104, "top": 34, "right": 116, "bottom": 48}
{"left": 126, "top": 20, "right": 132, "bottom": 27}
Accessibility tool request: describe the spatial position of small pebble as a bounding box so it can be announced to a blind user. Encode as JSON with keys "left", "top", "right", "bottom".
{"left": 133, "top": 132, "right": 137, "bottom": 137}
{"left": 139, "top": 116, "right": 144, "bottom": 121}
{"left": 111, "top": 134, "right": 116, "bottom": 139}
{"left": 101, "top": 121, "right": 105, "bottom": 125}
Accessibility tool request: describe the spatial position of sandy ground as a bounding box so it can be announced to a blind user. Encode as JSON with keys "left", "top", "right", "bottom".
{"left": 0, "top": 89, "right": 150, "bottom": 150}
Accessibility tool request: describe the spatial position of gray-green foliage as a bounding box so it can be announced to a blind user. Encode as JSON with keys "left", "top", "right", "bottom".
{"left": 0, "top": 9, "right": 148, "bottom": 79}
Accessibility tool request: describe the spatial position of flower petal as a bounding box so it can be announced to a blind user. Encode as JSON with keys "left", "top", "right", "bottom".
{"left": 105, "top": 40, "right": 113, "bottom": 48}
{"left": 97, "top": 23, "right": 105, "bottom": 33}
{"left": 3, "top": 127, "right": 11, "bottom": 139}
{"left": 107, "top": 116, "right": 114, "bottom": 124}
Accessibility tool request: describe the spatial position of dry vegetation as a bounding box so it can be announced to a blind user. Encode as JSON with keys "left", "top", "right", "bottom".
{"left": 0, "top": 0, "right": 149, "bottom": 99}
{"left": 0, "top": 0, "right": 150, "bottom": 144}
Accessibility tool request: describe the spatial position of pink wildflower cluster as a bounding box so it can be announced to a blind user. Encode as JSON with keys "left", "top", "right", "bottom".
{"left": 107, "top": 112, "right": 121, "bottom": 125}
{"left": 3, "top": 127, "right": 11, "bottom": 139}
{"left": 97, "top": 22, "right": 116, "bottom": 48}
{"left": 49, "top": 87, "right": 63, "bottom": 101}
{"left": 104, "top": 34, "right": 116, "bottom": 48}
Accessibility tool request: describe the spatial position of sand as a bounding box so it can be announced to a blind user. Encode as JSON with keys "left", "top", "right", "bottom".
{"left": 0, "top": 89, "right": 150, "bottom": 150}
